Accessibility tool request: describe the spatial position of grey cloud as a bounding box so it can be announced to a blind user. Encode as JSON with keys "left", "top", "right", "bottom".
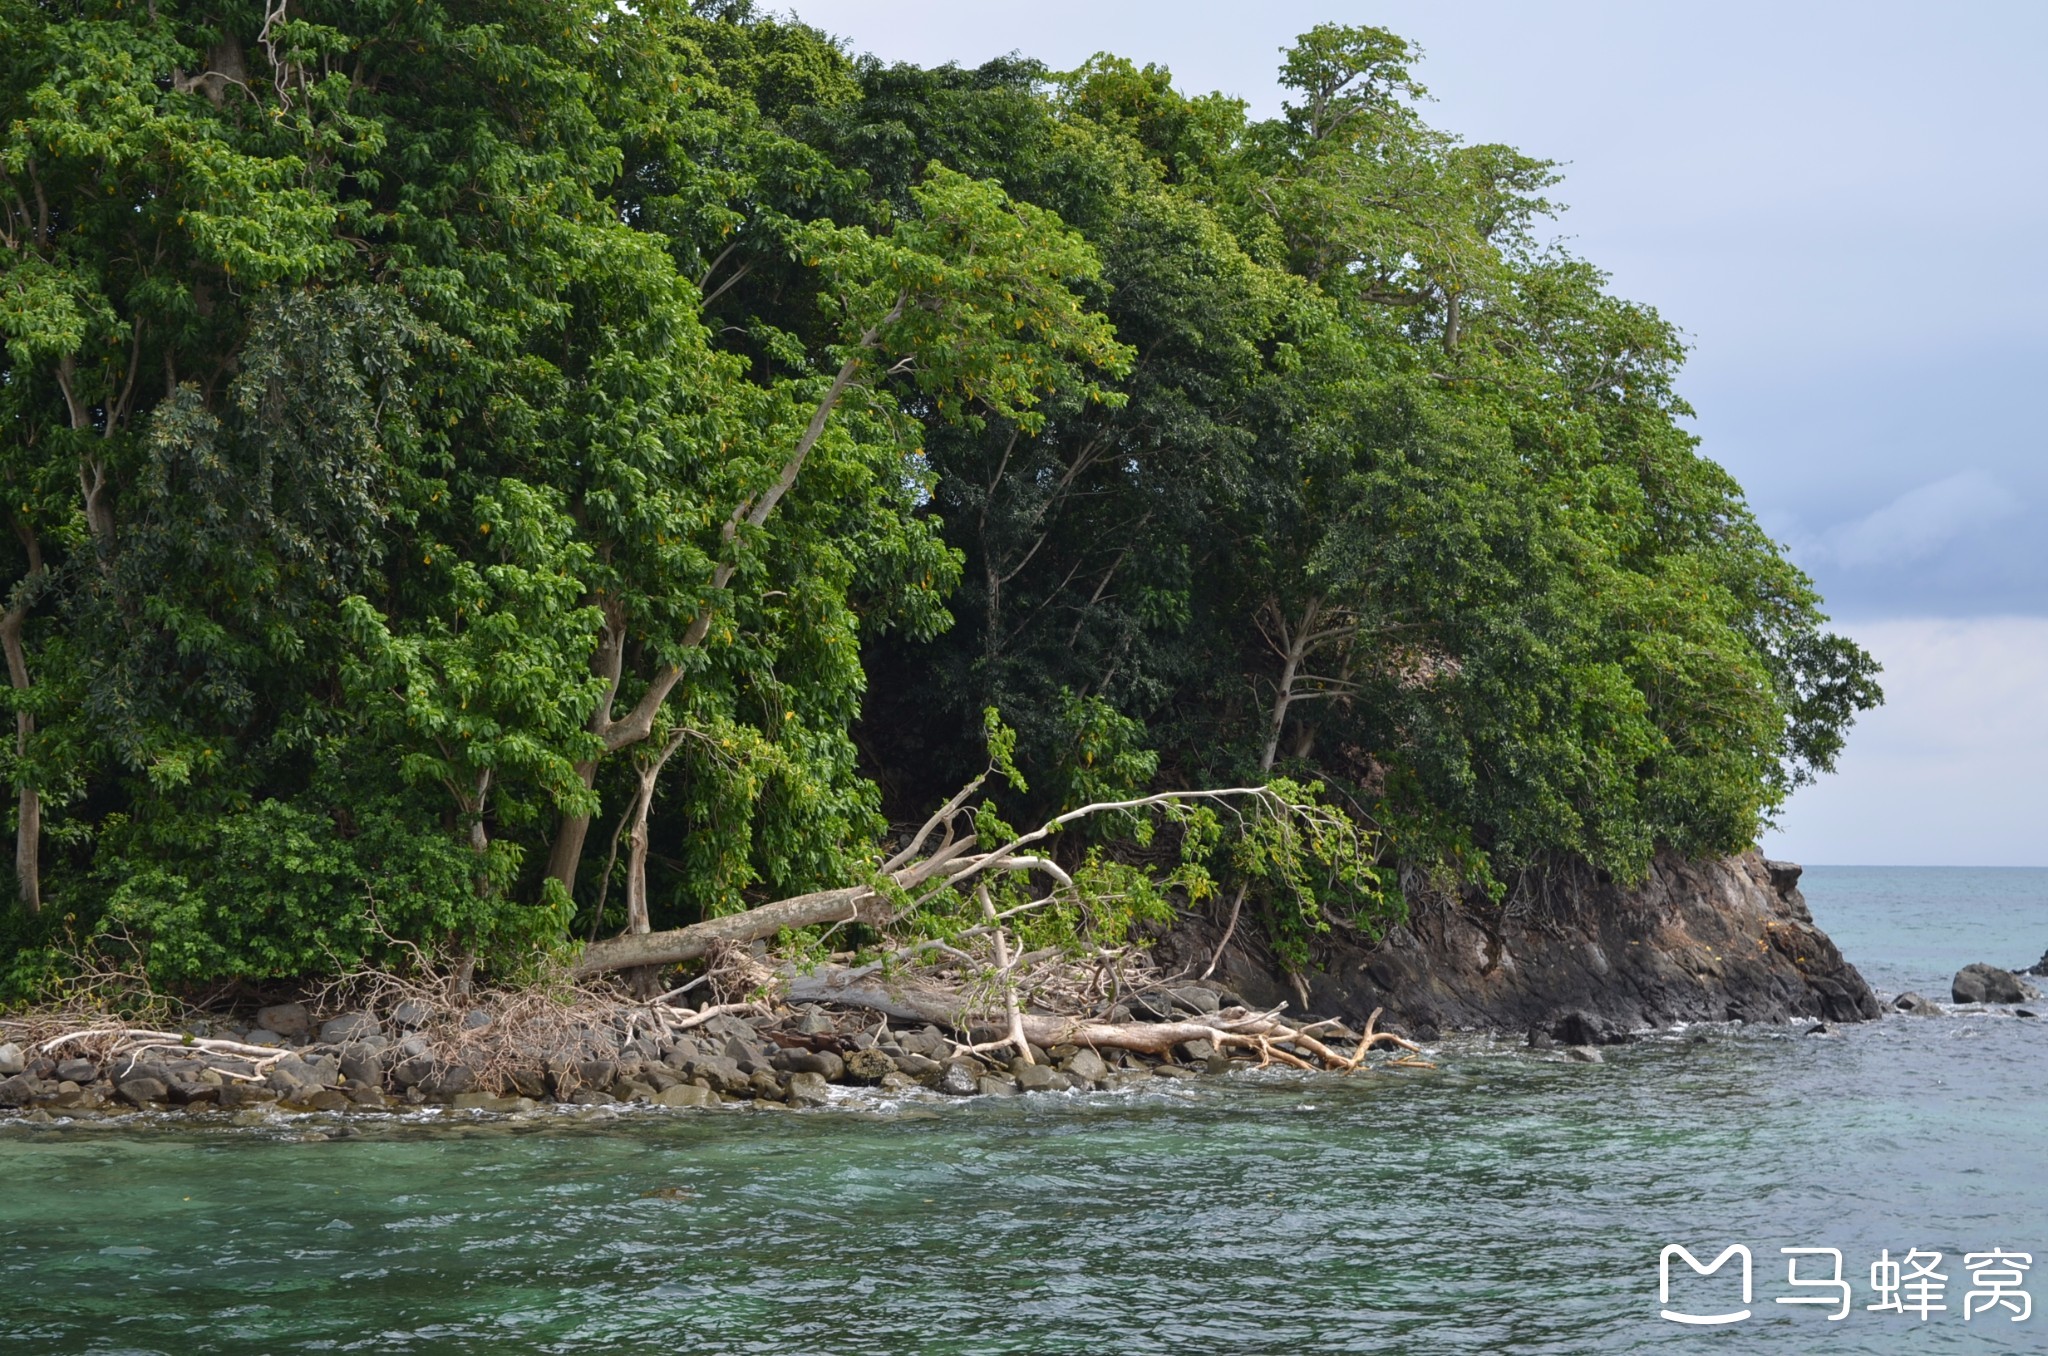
{"left": 1816, "top": 471, "right": 2022, "bottom": 569}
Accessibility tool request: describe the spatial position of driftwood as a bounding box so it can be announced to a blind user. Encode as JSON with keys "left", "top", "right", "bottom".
{"left": 784, "top": 966, "right": 1420, "bottom": 1072}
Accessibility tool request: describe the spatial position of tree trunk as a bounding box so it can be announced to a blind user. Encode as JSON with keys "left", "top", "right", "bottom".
{"left": 572, "top": 886, "right": 891, "bottom": 978}
{"left": 2, "top": 523, "right": 45, "bottom": 914}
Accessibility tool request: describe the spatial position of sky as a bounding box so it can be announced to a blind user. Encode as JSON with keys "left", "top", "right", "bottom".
{"left": 781, "top": 1, "right": 2048, "bottom": 865}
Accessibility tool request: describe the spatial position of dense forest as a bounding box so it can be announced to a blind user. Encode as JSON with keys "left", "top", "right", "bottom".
{"left": 0, "top": 0, "right": 1880, "bottom": 999}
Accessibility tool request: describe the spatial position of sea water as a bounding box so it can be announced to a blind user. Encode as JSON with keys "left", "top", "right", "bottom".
{"left": 1, "top": 866, "right": 2044, "bottom": 1354}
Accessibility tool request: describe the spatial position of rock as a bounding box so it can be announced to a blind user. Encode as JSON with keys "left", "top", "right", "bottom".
{"left": 1170, "top": 986, "right": 1221, "bottom": 1015}
{"left": 890, "top": 1051, "right": 944, "bottom": 1083}
{"left": 390, "top": 998, "right": 434, "bottom": 1029}
{"left": 1123, "top": 993, "right": 1177, "bottom": 1022}
{"left": 937, "top": 1061, "right": 981, "bottom": 1096}
{"left": 793, "top": 1006, "right": 836, "bottom": 1036}
{"left": 1952, "top": 963, "right": 2027, "bottom": 1005}
{"left": 785, "top": 1071, "right": 831, "bottom": 1106}
{"left": 1175, "top": 1039, "right": 1217, "bottom": 1063}
{"left": 54, "top": 1058, "right": 96, "bottom": 1084}
{"left": 1806, "top": 1023, "right": 1831, "bottom": 1036}
{"left": 2017, "top": 1009, "right": 2039, "bottom": 1019}
{"left": 347, "top": 1086, "right": 389, "bottom": 1109}
{"left": 1893, "top": 991, "right": 1942, "bottom": 1016}
{"left": 1061, "top": 1048, "right": 1108, "bottom": 1083}
{"left": 653, "top": 1083, "right": 716, "bottom": 1108}
{"left": 878, "top": 1072, "right": 917, "bottom": 1092}
{"left": 842, "top": 1049, "right": 895, "bottom": 1085}
{"left": 747, "top": 1070, "right": 786, "bottom": 1100}
{"left": 569, "top": 1088, "right": 617, "bottom": 1106}
{"left": 683, "top": 1056, "right": 749, "bottom": 1096}
{"left": 0, "top": 1043, "right": 23, "bottom": 1076}
{"left": 975, "top": 1075, "right": 1019, "bottom": 1096}
{"left": 1012, "top": 1061, "right": 1062, "bottom": 1092}
{"left": 116, "top": 1077, "right": 170, "bottom": 1107}
{"left": 337, "top": 1044, "right": 389, "bottom": 1087}
{"left": 1203, "top": 1052, "right": 1234, "bottom": 1076}
{"left": 772, "top": 1049, "right": 845, "bottom": 1081}
{"left": 254, "top": 1003, "right": 311, "bottom": 1040}
{"left": 167, "top": 1076, "right": 220, "bottom": 1107}
{"left": 1151, "top": 1064, "right": 1202, "bottom": 1079}
{"left": 290, "top": 1089, "right": 352, "bottom": 1112}
{"left": 1563, "top": 1045, "right": 1604, "bottom": 1063}
{"left": 319, "top": 1013, "right": 382, "bottom": 1045}
{"left": 242, "top": 1028, "right": 286, "bottom": 1048}
{"left": 1550, "top": 1011, "right": 1632, "bottom": 1047}
{"left": 896, "top": 1027, "right": 950, "bottom": 1060}
{"left": 425, "top": 1064, "right": 477, "bottom": 1098}
{"left": 614, "top": 1079, "right": 657, "bottom": 1102}
{"left": 218, "top": 1082, "right": 278, "bottom": 1109}
{"left": 459, "top": 1009, "right": 492, "bottom": 1031}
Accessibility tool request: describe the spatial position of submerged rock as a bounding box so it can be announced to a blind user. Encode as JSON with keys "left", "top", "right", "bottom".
{"left": 1893, "top": 992, "right": 1943, "bottom": 1016}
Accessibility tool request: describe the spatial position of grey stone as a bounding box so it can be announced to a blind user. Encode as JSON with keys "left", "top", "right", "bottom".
{"left": 842, "top": 1049, "right": 895, "bottom": 1085}
{"left": 397, "top": 1035, "right": 430, "bottom": 1060}
{"left": 451, "top": 1092, "right": 534, "bottom": 1112}
{"left": 391, "top": 1055, "right": 435, "bottom": 1087}
{"left": 1564, "top": 1045, "right": 1605, "bottom": 1063}
{"left": 937, "top": 1061, "right": 981, "bottom": 1096}
{"left": 747, "top": 1069, "right": 786, "bottom": 1100}
{"left": 347, "top": 1086, "right": 389, "bottom": 1109}
{"left": 975, "top": 1075, "right": 1019, "bottom": 1096}
{"left": 243, "top": 1028, "right": 286, "bottom": 1048}
{"left": 1170, "top": 986, "right": 1222, "bottom": 1014}
{"left": 54, "top": 1058, "right": 96, "bottom": 1084}
{"left": 428, "top": 1064, "right": 478, "bottom": 1098}
{"left": 390, "top": 998, "right": 434, "bottom": 1029}
{"left": 1061, "top": 1048, "right": 1108, "bottom": 1083}
{"left": 168, "top": 1076, "right": 221, "bottom": 1106}
{"left": 338, "top": 1044, "right": 389, "bottom": 1087}
{"left": 683, "top": 1056, "right": 749, "bottom": 1095}
{"left": 785, "top": 1071, "right": 831, "bottom": 1106}
{"left": 1203, "top": 1052, "right": 1234, "bottom": 1076}
{"left": 653, "top": 1083, "right": 716, "bottom": 1108}
{"left": 1953, "top": 963, "right": 2027, "bottom": 1005}
{"left": 569, "top": 1088, "right": 617, "bottom": 1106}
{"left": 1013, "top": 1062, "right": 1061, "bottom": 1092}
{"left": 116, "top": 1076, "right": 169, "bottom": 1107}
{"left": 1893, "top": 991, "right": 1943, "bottom": 1016}
{"left": 891, "top": 1051, "right": 944, "bottom": 1084}
{"left": 288, "top": 1089, "right": 352, "bottom": 1113}
{"left": 1151, "top": 1064, "right": 1202, "bottom": 1079}
{"left": 896, "top": 1027, "right": 950, "bottom": 1060}
{"left": 2017, "top": 1008, "right": 2039, "bottom": 1018}
{"left": 319, "top": 1013, "right": 382, "bottom": 1045}
{"left": 254, "top": 1003, "right": 311, "bottom": 1039}
{"left": 878, "top": 1072, "right": 917, "bottom": 1092}
{"left": 1175, "top": 1039, "right": 1217, "bottom": 1063}
{"left": 772, "top": 1049, "right": 845, "bottom": 1081}
{"left": 793, "top": 1007, "right": 836, "bottom": 1036}
{"left": 460, "top": 1009, "right": 492, "bottom": 1031}
{"left": 0, "top": 1043, "right": 23, "bottom": 1076}
{"left": 660, "top": 1037, "right": 702, "bottom": 1068}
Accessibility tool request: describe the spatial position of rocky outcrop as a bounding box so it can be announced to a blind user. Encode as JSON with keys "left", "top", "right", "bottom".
{"left": 1158, "top": 849, "right": 1880, "bottom": 1040}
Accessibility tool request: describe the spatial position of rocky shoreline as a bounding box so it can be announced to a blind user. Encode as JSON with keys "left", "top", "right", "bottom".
{"left": 0, "top": 983, "right": 1332, "bottom": 1121}
{"left": 1167, "top": 850, "right": 1884, "bottom": 1043}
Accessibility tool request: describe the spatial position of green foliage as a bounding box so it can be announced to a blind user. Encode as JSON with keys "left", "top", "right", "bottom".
{"left": 0, "top": 5, "right": 1878, "bottom": 990}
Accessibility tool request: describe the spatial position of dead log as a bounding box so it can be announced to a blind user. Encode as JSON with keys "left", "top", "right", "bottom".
{"left": 783, "top": 966, "right": 1420, "bottom": 1070}
{"left": 571, "top": 887, "right": 889, "bottom": 978}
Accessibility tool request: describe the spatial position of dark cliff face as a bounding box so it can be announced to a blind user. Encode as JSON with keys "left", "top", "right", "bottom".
{"left": 1158, "top": 850, "right": 1880, "bottom": 1040}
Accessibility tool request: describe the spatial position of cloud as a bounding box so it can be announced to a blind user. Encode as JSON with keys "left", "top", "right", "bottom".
{"left": 1818, "top": 470, "right": 2022, "bottom": 568}
{"left": 1760, "top": 616, "right": 2048, "bottom": 865}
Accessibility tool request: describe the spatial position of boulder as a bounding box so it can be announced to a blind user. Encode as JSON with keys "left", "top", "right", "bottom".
{"left": 890, "top": 1051, "right": 944, "bottom": 1084}
{"left": 319, "top": 1013, "right": 382, "bottom": 1045}
{"left": 0, "top": 1043, "right": 23, "bottom": 1076}
{"left": 1952, "top": 963, "right": 2027, "bottom": 1005}
{"left": 653, "top": 1083, "right": 716, "bottom": 1108}
{"left": 975, "top": 1075, "right": 1020, "bottom": 1096}
{"left": 785, "top": 1071, "right": 831, "bottom": 1106}
{"left": 772, "top": 1048, "right": 845, "bottom": 1081}
{"left": 1893, "top": 991, "right": 1943, "bottom": 1016}
{"left": 1563, "top": 1045, "right": 1604, "bottom": 1064}
{"left": 1012, "top": 1061, "right": 1062, "bottom": 1092}
{"left": 254, "top": 1003, "right": 311, "bottom": 1040}
{"left": 841, "top": 1049, "right": 895, "bottom": 1085}
{"left": 1061, "top": 1048, "right": 1109, "bottom": 1084}
{"left": 1550, "top": 1011, "right": 1633, "bottom": 1047}
{"left": 1170, "top": 986, "right": 1221, "bottom": 1014}
{"left": 54, "top": 1057, "right": 97, "bottom": 1084}
{"left": 115, "top": 1076, "right": 170, "bottom": 1107}
{"left": 242, "top": 1029, "right": 286, "bottom": 1048}
{"left": 792, "top": 1006, "right": 836, "bottom": 1036}
{"left": 937, "top": 1060, "right": 981, "bottom": 1096}
{"left": 390, "top": 998, "right": 434, "bottom": 1029}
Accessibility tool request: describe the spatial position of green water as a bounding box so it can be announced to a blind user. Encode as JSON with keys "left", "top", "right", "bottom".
{"left": 3, "top": 867, "right": 2045, "bottom": 1354}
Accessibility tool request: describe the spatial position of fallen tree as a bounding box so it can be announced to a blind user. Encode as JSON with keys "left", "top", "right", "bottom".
{"left": 575, "top": 742, "right": 1406, "bottom": 1072}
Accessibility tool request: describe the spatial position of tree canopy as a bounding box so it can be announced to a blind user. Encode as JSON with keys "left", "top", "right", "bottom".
{"left": 0, "top": 2, "right": 1877, "bottom": 994}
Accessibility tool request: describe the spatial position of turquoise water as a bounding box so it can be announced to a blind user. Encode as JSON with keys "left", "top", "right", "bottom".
{"left": 2, "top": 867, "right": 2045, "bottom": 1354}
